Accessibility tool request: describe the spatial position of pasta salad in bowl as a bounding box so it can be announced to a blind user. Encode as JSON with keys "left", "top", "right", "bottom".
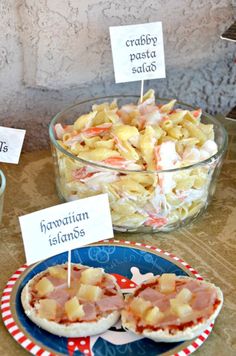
{"left": 49, "top": 90, "right": 227, "bottom": 232}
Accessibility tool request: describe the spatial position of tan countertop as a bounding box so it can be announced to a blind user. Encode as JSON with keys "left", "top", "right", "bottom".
{"left": 0, "top": 117, "right": 235, "bottom": 356}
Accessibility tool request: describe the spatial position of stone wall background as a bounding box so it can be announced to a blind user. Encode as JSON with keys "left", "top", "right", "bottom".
{"left": 0, "top": 0, "right": 235, "bottom": 151}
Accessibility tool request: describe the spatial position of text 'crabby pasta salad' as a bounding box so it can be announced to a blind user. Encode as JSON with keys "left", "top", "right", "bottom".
{"left": 49, "top": 89, "right": 227, "bottom": 232}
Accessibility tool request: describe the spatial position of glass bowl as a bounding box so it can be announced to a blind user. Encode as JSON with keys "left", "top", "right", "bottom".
{"left": 0, "top": 169, "right": 6, "bottom": 224}
{"left": 49, "top": 95, "right": 228, "bottom": 233}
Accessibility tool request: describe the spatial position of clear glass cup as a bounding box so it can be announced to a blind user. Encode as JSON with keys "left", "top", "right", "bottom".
{"left": 49, "top": 96, "right": 228, "bottom": 233}
{"left": 0, "top": 169, "right": 6, "bottom": 224}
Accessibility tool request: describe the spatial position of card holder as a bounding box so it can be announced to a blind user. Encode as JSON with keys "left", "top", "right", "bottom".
{"left": 220, "top": 21, "right": 236, "bottom": 42}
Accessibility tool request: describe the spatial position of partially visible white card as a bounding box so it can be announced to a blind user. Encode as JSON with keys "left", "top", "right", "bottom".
{"left": 19, "top": 194, "right": 114, "bottom": 265}
{"left": 0, "top": 126, "right": 26, "bottom": 164}
{"left": 110, "top": 22, "right": 166, "bottom": 83}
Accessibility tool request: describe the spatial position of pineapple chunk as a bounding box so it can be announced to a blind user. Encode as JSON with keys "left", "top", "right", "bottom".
{"left": 176, "top": 304, "right": 193, "bottom": 319}
{"left": 176, "top": 288, "right": 192, "bottom": 303}
{"left": 77, "top": 284, "right": 103, "bottom": 302}
{"left": 170, "top": 298, "right": 181, "bottom": 313}
{"left": 48, "top": 266, "right": 67, "bottom": 280}
{"left": 65, "top": 297, "right": 85, "bottom": 321}
{"left": 35, "top": 277, "right": 54, "bottom": 297}
{"left": 38, "top": 299, "right": 57, "bottom": 320}
{"left": 159, "top": 274, "right": 176, "bottom": 294}
{"left": 129, "top": 297, "right": 152, "bottom": 317}
{"left": 170, "top": 298, "right": 193, "bottom": 318}
{"left": 144, "top": 306, "right": 164, "bottom": 325}
{"left": 80, "top": 268, "right": 103, "bottom": 285}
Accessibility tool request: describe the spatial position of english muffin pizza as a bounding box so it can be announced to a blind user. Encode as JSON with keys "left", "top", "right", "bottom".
{"left": 21, "top": 264, "right": 124, "bottom": 337}
{"left": 121, "top": 273, "right": 223, "bottom": 342}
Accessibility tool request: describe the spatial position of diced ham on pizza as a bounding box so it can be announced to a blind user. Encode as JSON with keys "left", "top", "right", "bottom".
{"left": 21, "top": 264, "right": 124, "bottom": 337}
{"left": 121, "top": 273, "right": 223, "bottom": 342}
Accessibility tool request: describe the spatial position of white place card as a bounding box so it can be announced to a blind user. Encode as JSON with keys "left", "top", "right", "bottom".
{"left": 0, "top": 126, "right": 26, "bottom": 164}
{"left": 109, "top": 22, "right": 166, "bottom": 83}
{"left": 19, "top": 194, "right": 114, "bottom": 265}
